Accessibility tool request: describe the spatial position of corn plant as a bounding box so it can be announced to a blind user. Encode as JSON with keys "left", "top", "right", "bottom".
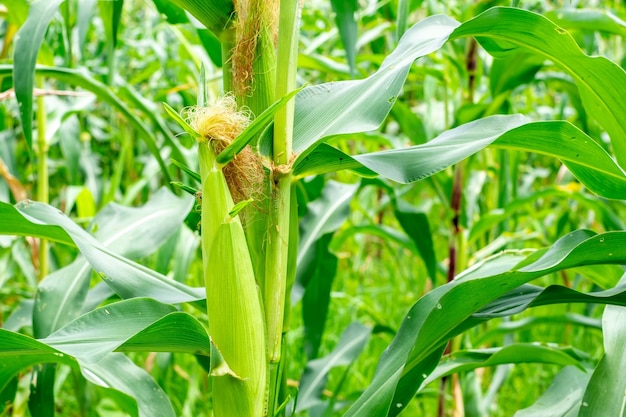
{"left": 2, "top": 1, "right": 626, "bottom": 416}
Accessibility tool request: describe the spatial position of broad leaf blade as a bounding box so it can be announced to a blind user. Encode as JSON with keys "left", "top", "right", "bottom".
{"left": 0, "top": 201, "right": 74, "bottom": 245}
{"left": 167, "top": 0, "right": 233, "bottom": 36}
{"left": 5, "top": 201, "right": 204, "bottom": 304}
{"left": 296, "top": 120, "right": 626, "bottom": 200}
{"left": 545, "top": 8, "right": 626, "bottom": 37}
{"left": 268, "top": 14, "right": 460, "bottom": 158}
{"left": 294, "top": 180, "right": 359, "bottom": 303}
{"left": 395, "top": 204, "right": 437, "bottom": 282}
{"left": 41, "top": 298, "right": 211, "bottom": 362}
{"left": 80, "top": 353, "right": 175, "bottom": 417}
{"left": 492, "top": 121, "right": 626, "bottom": 199}
{"left": 354, "top": 115, "right": 528, "bottom": 183}
{"left": 451, "top": 7, "right": 626, "bottom": 169}
{"left": 118, "top": 311, "right": 211, "bottom": 355}
{"left": 13, "top": 0, "right": 64, "bottom": 148}
{"left": 99, "top": 0, "right": 124, "bottom": 49}
{"left": 0, "top": 330, "right": 76, "bottom": 391}
{"left": 216, "top": 86, "right": 304, "bottom": 165}
{"left": 348, "top": 230, "right": 626, "bottom": 415}
{"left": 34, "top": 188, "right": 196, "bottom": 338}
{"left": 152, "top": 0, "right": 188, "bottom": 24}
{"left": 301, "top": 234, "right": 338, "bottom": 360}
{"left": 422, "top": 344, "right": 586, "bottom": 388}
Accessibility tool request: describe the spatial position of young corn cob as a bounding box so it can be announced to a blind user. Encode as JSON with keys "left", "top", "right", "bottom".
{"left": 197, "top": 115, "right": 266, "bottom": 417}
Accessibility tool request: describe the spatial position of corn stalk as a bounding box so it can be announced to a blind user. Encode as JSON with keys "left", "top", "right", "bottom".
{"left": 180, "top": 0, "right": 301, "bottom": 415}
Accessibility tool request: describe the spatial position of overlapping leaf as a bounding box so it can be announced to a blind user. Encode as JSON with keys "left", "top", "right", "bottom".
{"left": 287, "top": 7, "right": 626, "bottom": 199}
{"left": 347, "top": 230, "right": 626, "bottom": 416}
{"left": 260, "top": 14, "right": 461, "bottom": 158}
{"left": 0, "top": 297, "right": 214, "bottom": 416}
{"left": 40, "top": 298, "right": 211, "bottom": 362}
{"left": 422, "top": 344, "right": 587, "bottom": 389}
{"left": 451, "top": 7, "right": 626, "bottom": 169}
{"left": 0, "top": 198, "right": 204, "bottom": 304}
{"left": 296, "top": 120, "right": 626, "bottom": 200}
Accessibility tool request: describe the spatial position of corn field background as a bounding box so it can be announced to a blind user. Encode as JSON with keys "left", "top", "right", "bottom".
{"left": 2, "top": 0, "right": 626, "bottom": 416}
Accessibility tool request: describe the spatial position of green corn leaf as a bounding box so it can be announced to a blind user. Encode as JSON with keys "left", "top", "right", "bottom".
{"left": 295, "top": 181, "right": 359, "bottom": 303}
{"left": 347, "top": 229, "right": 626, "bottom": 416}
{"left": 475, "top": 314, "right": 602, "bottom": 346}
{"left": 0, "top": 330, "right": 175, "bottom": 417}
{"left": 287, "top": 7, "right": 626, "bottom": 183}
{"left": 296, "top": 119, "right": 626, "bottom": 200}
{"left": 422, "top": 344, "right": 587, "bottom": 389}
{"left": 163, "top": 102, "right": 203, "bottom": 141}
{"left": 301, "top": 234, "right": 337, "bottom": 360}
{"left": 330, "top": 0, "right": 358, "bottom": 77}
{"left": 545, "top": 8, "right": 626, "bottom": 37}
{"left": 197, "top": 29, "right": 223, "bottom": 67}
{"left": 450, "top": 7, "right": 626, "bottom": 169}
{"left": 40, "top": 298, "right": 211, "bottom": 362}
{"left": 0, "top": 201, "right": 74, "bottom": 245}
{"left": 0, "top": 199, "right": 204, "bottom": 305}
{"left": 166, "top": 0, "right": 233, "bottom": 36}
{"left": 394, "top": 203, "right": 437, "bottom": 282}
{"left": 170, "top": 158, "right": 202, "bottom": 183}
{"left": 13, "top": 0, "right": 64, "bottom": 148}
{"left": 491, "top": 121, "right": 626, "bottom": 199}
{"left": 99, "top": 0, "right": 124, "bottom": 50}
{"left": 30, "top": 188, "right": 196, "bottom": 339}
{"left": 0, "top": 330, "right": 76, "bottom": 392}
{"left": 294, "top": 143, "right": 377, "bottom": 178}
{"left": 152, "top": 0, "right": 189, "bottom": 25}
{"left": 272, "top": 14, "right": 460, "bottom": 159}
{"left": 216, "top": 85, "right": 304, "bottom": 165}
{"left": 80, "top": 353, "right": 174, "bottom": 417}
{"left": 295, "top": 114, "right": 528, "bottom": 181}
{"left": 296, "top": 181, "right": 358, "bottom": 360}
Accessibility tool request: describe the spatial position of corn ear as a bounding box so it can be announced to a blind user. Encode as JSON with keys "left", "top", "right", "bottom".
{"left": 199, "top": 142, "right": 266, "bottom": 417}
{"left": 208, "top": 221, "right": 266, "bottom": 417}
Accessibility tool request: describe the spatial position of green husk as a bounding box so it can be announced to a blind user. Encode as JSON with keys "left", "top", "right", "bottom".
{"left": 199, "top": 142, "right": 266, "bottom": 417}
{"left": 207, "top": 221, "right": 266, "bottom": 417}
